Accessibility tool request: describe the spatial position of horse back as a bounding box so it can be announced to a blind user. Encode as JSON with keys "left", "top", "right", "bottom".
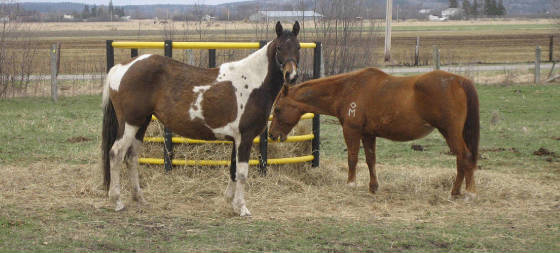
{"left": 412, "top": 70, "right": 469, "bottom": 129}
{"left": 108, "top": 54, "right": 223, "bottom": 137}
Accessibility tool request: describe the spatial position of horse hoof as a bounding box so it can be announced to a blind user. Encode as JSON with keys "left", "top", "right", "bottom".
{"left": 347, "top": 181, "right": 357, "bottom": 188}
{"left": 369, "top": 183, "right": 379, "bottom": 193}
{"left": 239, "top": 206, "right": 252, "bottom": 217}
{"left": 114, "top": 201, "right": 125, "bottom": 211}
{"left": 464, "top": 191, "right": 477, "bottom": 202}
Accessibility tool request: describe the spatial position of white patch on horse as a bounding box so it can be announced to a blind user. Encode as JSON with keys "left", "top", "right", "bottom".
{"left": 289, "top": 61, "right": 297, "bottom": 80}
{"left": 348, "top": 102, "right": 357, "bottom": 117}
{"left": 209, "top": 42, "right": 271, "bottom": 138}
{"left": 189, "top": 85, "right": 211, "bottom": 120}
{"left": 233, "top": 161, "right": 251, "bottom": 216}
{"left": 107, "top": 54, "right": 152, "bottom": 91}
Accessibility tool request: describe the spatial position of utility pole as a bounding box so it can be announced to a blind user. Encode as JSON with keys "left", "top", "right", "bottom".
{"left": 384, "top": 0, "right": 392, "bottom": 62}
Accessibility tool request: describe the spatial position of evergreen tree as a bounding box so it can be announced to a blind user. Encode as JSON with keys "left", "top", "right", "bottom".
{"left": 109, "top": 0, "right": 113, "bottom": 15}
{"left": 91, "top": 5, "right": 97, "bottom": 17}
{"left": 472, "top": 0, "right": 479, "bottom": 16}
{"left": 82, "top": 4, "right": 90, "bottom": 18}
{"left": 497, "top": 0, "right": 506, "bottom": 15}
{"left": 462, "top": 0, "right": 472, "bottom": 16}
{"left": 450, "top": 0, "right": 458, "bottom": 8}
{"left": 484, "top": 0, "right": 498, "bottom": 16}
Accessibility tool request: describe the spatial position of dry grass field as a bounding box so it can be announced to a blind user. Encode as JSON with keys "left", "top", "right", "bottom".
{"left": 10, "top": 18, "right": 559, "bottom": 74}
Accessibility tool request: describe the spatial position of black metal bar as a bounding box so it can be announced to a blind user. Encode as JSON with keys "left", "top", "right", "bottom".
{"left": 258, "top": 40, "right": 268, "bottom": 175}
{"left": 208, "top": 49, "right": 216, "bottom": 68}
{"left": 131, "top": 48, "right": 138, "bottom": 58}
{"left": 311, "top": 42, "right": 322, "bottom": 167}
{"left": 106, "top": 40, "right": 114, "bottom": 73}
{"left": 163, "top": 40, "right": 174, "bottom": 172}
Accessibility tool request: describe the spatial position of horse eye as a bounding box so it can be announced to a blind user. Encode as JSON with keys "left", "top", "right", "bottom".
{"left": 274, "top": 108, "right": 280, "bottom": 114}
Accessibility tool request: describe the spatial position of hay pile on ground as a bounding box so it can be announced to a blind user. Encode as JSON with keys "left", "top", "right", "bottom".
{"left": 1, "top": 150, "right": 558, "bottom": 223}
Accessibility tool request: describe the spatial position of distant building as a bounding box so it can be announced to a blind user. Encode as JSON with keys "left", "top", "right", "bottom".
{"left": 121, "top": 16, "right": 131, "bottom": 21}
{"left": 427, "top": 8, "right": 463, "bottom": 21}
{"left": 249, "top": 11, "right": 323, "bottom": 22}
{"left": 419, "top": 9, "right": 432, "bottom": 15}
{"left": 441, "top": 8, "right": 463, "bottom": 18}
{"left": 202, "top": 14, "right": 215, "bottom": 22}
{"left": 429, "top": 15, "right": 447, "bottom": 21}
{"left": 63, "top": 14, "right": 74, "bottom": 20}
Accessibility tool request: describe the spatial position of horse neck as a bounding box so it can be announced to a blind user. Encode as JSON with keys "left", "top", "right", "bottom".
{"left": 237, "top": 43, "right": 270, "bottom": 77}
{"left": 257, "top": 41, "right": 284, "bottom": 108}
{"left": 290, "top": 78, "right": 341, "bottom": 116}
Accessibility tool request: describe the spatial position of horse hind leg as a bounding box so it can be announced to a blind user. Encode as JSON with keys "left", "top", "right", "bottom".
{"left": 441, "top": 128, "right": 477, "bottom": 200}
{"left": 362, "top": 135, "right": 379, "bottom": 193}
{"left": 224, "top": 144, "right": 237, "bottom": 204}
{"left": 125, "top": 139, "right": 146, "bottom": 205}
{"left": 124, "top": 117, "right": 150, "bottom": 205}
{"left": 109, "top": 123, "right": 139, "bottom": 211}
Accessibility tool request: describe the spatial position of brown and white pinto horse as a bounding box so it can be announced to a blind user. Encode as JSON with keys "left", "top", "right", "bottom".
{"left": 101, "top": 21, "right": 301, "bottom": 216}
{"left": 269, "top": 68, "right": 480, "bottom": 199}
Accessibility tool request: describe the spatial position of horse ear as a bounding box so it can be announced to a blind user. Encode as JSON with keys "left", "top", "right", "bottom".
{"left": 292, "top": 21, "right": 300, "bottom": 36}
{"left": 275, "top": 21, "right": 283, "bottom": 37}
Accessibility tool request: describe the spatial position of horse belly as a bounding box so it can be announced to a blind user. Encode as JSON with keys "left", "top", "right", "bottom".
{"left": 164, "top": 118, "right": 219, "bottom": 140}
{"left": 372, "top": 117, "right": 434, "bottom": 142}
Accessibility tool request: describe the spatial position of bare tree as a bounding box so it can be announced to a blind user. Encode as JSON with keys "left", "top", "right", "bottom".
{"left": 0, "top": 0, "right": 39, "bottom": 98}
{"left": 313, "top": 0, "right": 379, "bottom": 75}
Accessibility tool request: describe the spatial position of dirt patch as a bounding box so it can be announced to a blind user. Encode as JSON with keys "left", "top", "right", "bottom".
{"left": 533, "top": 147, "right": 556, "bottom": 157}
{"left": 66, "top": 136, "right": 92, "bottom": 143}
{"left": 551, "top": 137, "right": 560, "bottom": 141}
{"left": 482, "top": 147, "right": 520, "bottom": 153}
{"left": 411, "top": 144, "right": 425, "bottom": 151}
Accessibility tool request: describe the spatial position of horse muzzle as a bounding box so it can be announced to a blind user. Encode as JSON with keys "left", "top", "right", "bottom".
{"left": 269, "top": 132, "right": 287, "bottom": 142}
{"left": 282, "top": 61, "right": 298, "bottom": 85}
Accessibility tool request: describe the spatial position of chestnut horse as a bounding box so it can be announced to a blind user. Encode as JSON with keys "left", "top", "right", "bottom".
{"left": 269, "top": 68, "right": 480, "bottom": 199}
{"left": 101, "top": 21, "right": 301, "bottom": 216}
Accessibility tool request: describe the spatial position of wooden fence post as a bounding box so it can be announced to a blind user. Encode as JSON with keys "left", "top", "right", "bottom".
{"left": 433, "top": 46, "right": 440, "bottom": 70}
{"left": 384, "top": 0, "right": 392, "bottom": 62}
{"left": 415, "top": 36, "right": 420, "bottom": 66}
{"left": 549, "top": 35, "right": 554, "bottom": 62}
{"left": 50, "top": 43, "right": 59, "bottom": 102}
{"left": 535, "top": 46, "right": 541, "bottom": 84}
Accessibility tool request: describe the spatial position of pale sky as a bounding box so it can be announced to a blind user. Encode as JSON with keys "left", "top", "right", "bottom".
{"left": 21, "top": 0, "right": 250, "bottom": 5}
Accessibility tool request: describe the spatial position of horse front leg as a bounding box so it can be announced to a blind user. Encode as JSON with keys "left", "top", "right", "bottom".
{"left": 342, "top": 127, "right": 361, "bottom": 188}
{"left": 224, "top": 143, "right": 236, "bottom": 204}
{"left": 362, "top": 135, "right": 379, "bottom": 193}
{"left": 231, "top": 139, "right": 252, "bottom": 216}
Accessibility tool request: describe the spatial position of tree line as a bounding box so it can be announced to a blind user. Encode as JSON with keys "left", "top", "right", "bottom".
{"left": 452, "top": 0, "right": 506, "bottom": 17}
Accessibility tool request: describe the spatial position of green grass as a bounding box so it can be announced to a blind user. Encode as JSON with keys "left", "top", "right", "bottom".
{"left": 0, "top": 84, "right": 559, "bottom": 252}
{"left": 0, "top": 95, "right": 100, "bottom": 165}
{"left": 1, "top": 206, "right": 558, "bottom": 252}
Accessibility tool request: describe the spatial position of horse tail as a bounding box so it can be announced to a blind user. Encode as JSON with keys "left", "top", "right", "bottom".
{"left": 459, "top": 78, "right": 480, "bottom": 164}
{"left": 101, "top": 72, "right": 119, "bottom": 191}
